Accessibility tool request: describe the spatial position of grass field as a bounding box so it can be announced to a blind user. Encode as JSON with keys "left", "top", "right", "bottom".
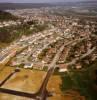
{"left": 0, "top": 66, "right": 65, "bottom": 100}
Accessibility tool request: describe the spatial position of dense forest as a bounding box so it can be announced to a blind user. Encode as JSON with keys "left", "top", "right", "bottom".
{"left": 0, "top": 21, "right": 48, "bottom": 43}
{"left": 0, "top": 10, "right": 18, "bottom": 21}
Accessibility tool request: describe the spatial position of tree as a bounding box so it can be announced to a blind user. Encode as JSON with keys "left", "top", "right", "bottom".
{"left": 0, "top": 28, "right": 11, "bottom": 43}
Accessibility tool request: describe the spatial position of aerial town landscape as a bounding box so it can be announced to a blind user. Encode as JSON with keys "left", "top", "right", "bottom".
{"left": 0, "top": 0, "right": 97, "bottom": 100}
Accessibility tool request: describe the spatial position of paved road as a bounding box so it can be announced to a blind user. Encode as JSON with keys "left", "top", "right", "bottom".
{"left": 37, "top": 40, "right": 75, "bottom": 100}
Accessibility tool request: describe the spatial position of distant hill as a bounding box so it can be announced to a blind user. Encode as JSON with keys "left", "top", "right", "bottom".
{"left": 0, "top": 1, "right": 97, "bottom": 10}
{"left": 0, "top": 10, "right": 18, "bottom": 21}
{"left": 0, "top": 3, "right": 54, "bottom": 10}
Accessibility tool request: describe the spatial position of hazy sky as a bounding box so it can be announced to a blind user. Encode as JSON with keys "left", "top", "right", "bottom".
{"left": 0, "top": 0, "right": 94, "bottom": 3}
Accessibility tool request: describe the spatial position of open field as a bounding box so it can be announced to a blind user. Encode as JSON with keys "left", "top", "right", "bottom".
{"left": 0, "top": 66, "right": 63, "bottom": 100}
{"left": 0, "top": 43, "right": 8, "bottom": 49}
{"left": 0, "top": 66, "right": 85, "bottom": 100}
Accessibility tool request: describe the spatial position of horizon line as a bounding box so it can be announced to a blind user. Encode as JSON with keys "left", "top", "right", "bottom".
{"left": 0, "top": 0, "right": 96, "bottom": 4}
